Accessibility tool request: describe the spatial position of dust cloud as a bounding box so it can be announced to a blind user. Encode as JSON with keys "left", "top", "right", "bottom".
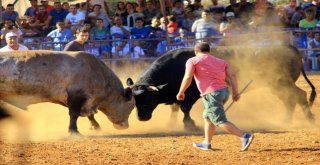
{"left": 0, "top": 58, "right": 319, "bottom": 142}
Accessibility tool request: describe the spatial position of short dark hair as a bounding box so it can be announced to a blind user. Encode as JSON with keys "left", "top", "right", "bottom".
{"left": 195, "top": 42, "right": 210, "bottom": 52}
{"left": 76, "top": 27, "right": 89, "bottom": 34}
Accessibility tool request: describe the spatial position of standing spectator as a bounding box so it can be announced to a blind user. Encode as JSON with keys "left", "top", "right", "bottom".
{"left": 167, "top": 15, "right": 178, "bottom": 35}
{"left": 111, "top": 41, "right": 130, "bottom": 58}
{"left": 110, "top": 16, "right": 131, "bottom": 40}
{"left": 181, "top": 7, "right": 197, "bottom": 31}
{"left": 131, "top": 17, "right": 151, "bottom": 39}
{"left": 299, "top": 8, "right": 318, "bottom": 29}
{"left": 90, "top": 18, "right": 110, "bottom": 40}
{"left": 40, "top": 0, "right": 54, "bottom": 13}
{"left": 282, "top": 0, "right": 297, "bottom": 27}
{"left": 65, "top": 4, "right": 85, "bottom": 32}
{"left": 88, "top": 4, "right": 111, "bottom": 28}
{"left": 47, "top": 21, "right": 74, "bottom": 51}
{"left": 86, "top": 41, "right": 100, "bottom": 57}
{"left": 44, "top": 2, "right": 68, "bottom": 33}
{"left": 171, "top": 0, "right": 185, "bottom": 27}
{"left": 159, "top": 16, "right": 167, "bottom": 31}
{"left": 192, "top": 10, "right": 219, "bottom": 41}
{"left": 130, "top": 40, "right": 145, "bottom": 59}
{"left": 115, "top": 1, "right": 128, "bottom": 25}
{"left": 24, "top": 0, "right": 38, "bottom": 18}
{"left": 219, "top": 12, "right": 242, "bottom": 36}
{"left": 0, "top": 32, "right": 28, "bottom": 51}
{"left": 64, "top": 27, "right": 89, "bottom": 51}
{"left": 147, "top": 17, "right": 165, "bottom": 37}
{"left": 173, "top": 27, "right": 193, "bottom": 49}
{"left": 176, "top": 42, "right": 254, "bottom": 151}
{"left": 143, "top": 0, "right": 162, "bottom": 25}
{"left": 1, "top": 4, "right": 19, "bottom": 24}
{"left": 290, "top": 7, "right": 304, "bottom": 28}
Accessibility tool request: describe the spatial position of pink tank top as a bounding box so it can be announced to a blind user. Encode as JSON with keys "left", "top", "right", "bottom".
{"left": 186, "top": 53, "right": 228, "bottom": 96}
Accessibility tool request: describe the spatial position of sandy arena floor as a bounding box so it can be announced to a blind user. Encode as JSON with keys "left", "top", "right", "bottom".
{"left": 0, "top": 62, "right": 320, "bottom": 165}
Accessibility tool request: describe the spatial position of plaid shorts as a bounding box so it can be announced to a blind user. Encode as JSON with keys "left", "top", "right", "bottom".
{"left": 203, "top": 88, "right": 229, "bottom": 126}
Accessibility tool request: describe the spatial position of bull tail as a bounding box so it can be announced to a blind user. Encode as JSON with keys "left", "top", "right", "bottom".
{"left": 300, "top": 68, "right": 316, "bottom": 106}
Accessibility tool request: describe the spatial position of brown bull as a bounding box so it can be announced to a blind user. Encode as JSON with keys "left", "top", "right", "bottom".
{"left": 0, "top": 50, "right": 135, "bottom": 134}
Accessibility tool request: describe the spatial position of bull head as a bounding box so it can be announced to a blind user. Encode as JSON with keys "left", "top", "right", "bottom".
{"left": 126, "top": 78, "right": 167, "bottom": 96}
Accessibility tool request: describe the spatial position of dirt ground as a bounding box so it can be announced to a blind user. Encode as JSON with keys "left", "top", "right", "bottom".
{"left": 0, "top": 62, "right": 320, "bottom": 165}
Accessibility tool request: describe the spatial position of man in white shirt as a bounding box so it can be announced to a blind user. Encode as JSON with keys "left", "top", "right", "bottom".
{"left": 0, "top": 32, "right": 28, "bottom": 51}
{"left": 65, "top": 4, "right": 85, "bottom": 32}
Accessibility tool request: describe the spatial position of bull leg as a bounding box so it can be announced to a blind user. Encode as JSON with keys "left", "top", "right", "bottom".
{"left": 181, "top": 105, "right": 200, "bottom": 132}
{"left": 294, "top": 85, "right": 315, "bottom": 122}
{"left": 88, "top": 114, "right": 101, "bottom": 130}
{"left": 67, "top": 90, "right": 87, "bottom": 134}
{"left": 168, "top": 104, "right": 179, "bottom": 125}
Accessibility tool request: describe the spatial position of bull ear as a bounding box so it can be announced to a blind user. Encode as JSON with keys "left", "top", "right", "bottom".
{"left": 124, "top": 87, "right": 133, "bottom": 101}
{"left": 147, "top": 83, "right": 168, "bottom": 91}
{"left": 127, "top": 78, "right": 134, "bottom": 86}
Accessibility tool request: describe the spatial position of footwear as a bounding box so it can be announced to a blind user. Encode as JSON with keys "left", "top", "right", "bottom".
{"left": 241, "top": 133, "right": 254, "bottom": 151}
{"left": 193, "top": 142, "right": 212, "bottom": 151}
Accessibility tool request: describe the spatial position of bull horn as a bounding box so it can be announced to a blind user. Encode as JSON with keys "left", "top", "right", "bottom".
{"left": 147, "top": 83, "right": 168, "bottom": 91}
{"left": 132, "top": 89, "right": 145, "bottom": 95}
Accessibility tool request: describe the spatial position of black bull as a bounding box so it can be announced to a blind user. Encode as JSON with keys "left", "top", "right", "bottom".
{"left": 127, "top": 46, "right": 316, "bottom": 131}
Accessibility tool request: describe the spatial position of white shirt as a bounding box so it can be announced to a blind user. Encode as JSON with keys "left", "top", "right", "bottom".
{"left": 66, "top": 11, "right": 85, "bottom": 25}
{"left": 111, "top": 43, "right": 130, "bottom": 57}
{"left": 0, "top": 44, "right": 29, "bottom": 51}
{"left": 110, "top": 25, "right": 130, "bottom": 37}
{"left": 130, "top": 46, "right": 145, "bottom": 59}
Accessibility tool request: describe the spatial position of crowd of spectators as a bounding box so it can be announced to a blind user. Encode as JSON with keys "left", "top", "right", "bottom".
{"left": 1, "top": 0, "right": 320, "bottom": 61}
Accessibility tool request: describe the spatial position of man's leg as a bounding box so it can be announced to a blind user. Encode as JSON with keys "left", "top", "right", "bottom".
{"left": 204, "top": 118, "right": 216, "bottom": 143}
{"left": 218, "top": 121, "right": 243, "bottom": 137}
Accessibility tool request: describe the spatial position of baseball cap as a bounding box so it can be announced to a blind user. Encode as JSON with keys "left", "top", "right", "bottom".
{"left": 5, "top": 32, "right": 18, "bottom": 39}
{"left": 226, "top": 12, "right": 235, "bottom": 17}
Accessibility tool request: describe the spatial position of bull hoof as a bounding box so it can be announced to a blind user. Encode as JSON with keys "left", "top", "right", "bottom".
{"left": 90, "top": 125, "right": 101, "bottom": 131}
{"left": 184, "top": 120, "right": 201, "bottom": 132}
{"left": 307, "top": 113, "right": 315, "bottom": 124}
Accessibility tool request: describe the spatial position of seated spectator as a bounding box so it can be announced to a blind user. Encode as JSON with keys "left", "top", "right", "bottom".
{"left": 159, "top": 16, "right": 167, "bottom": 31}
{"left": 24, "top": 0, "right": 38, "bottom": 18}
{"left": 208, "top": 0, "right": 226, "bottom": 14}
{"left": 90, "top": 18, "right": 110, "bottom": 40}
{"left": 110, "top": 16, "right": 131, "bottom": 41}
{"left": 46, "top": 21, "right": 74, "bottom": 51}
{"left": 90, "top": 0, "right": 110, "bottom": 14}
{"left": 282, "top": 0, "right": 297, "bottom": 27}
{"left": 83, "top": 19, "right": 93, "bottom": 32}
{"left": 88, "top": 4, "right": 111, "bottom": 28}
{"left": 0, "top": 32, "right": 28, "bottom": 51}
{"left": 1, "top": 4, "right": 19, "bottom": 24}
{"left": 111, "top": 41, "right": 130, "bottom": 58}
{"left": 1, "top": 19, "right": 23, "bottom": 40}
{"left": 65, "top": 4, "right": 85, "bottom": 32}
{"left": 299, "top": 8, "right": 318, "bottom": 29}
{"left": 62, "top": 2, "right": 70, "bottom": 11}
{"left": 142, "top": 0, "right": 162, "bottom": 25}
{"left": 100, "top": 41, "right": 112, "bottom": 58}
{"left": 40, "top": 0, "right": 54, "bottom": 13}
{"left": 147, "top": 17, "right": 165, "bottom": 38}
{"left": 115, "top": 1, "right": 128, "bottom": 25}
{"left": 219, "top": 12, "right": 242, "bottom": 36}
{"left": 44, "top": 2, "right": 68, "bottom": 34}
{"left": 130, "top": 17, "right": 151, "bottom": 39}
{"left": 308, "top": 32, "right": 320, "bottom": 56}
{"left": 86, "top": 41, "right": 100, "bottom": 57}
{"left": 29, "top": 5, "right": 49, "bottom": 36}
{"left": 126, "top": 2, "right": 143, "bottom": 28}
{"left": 181, "top": 7, "right": 197, "bottom": 31}
{"left": 20, "top": 17, "right": 39, "bottom": 38}
{"left": 130, "top": 40, "right": 145, "bottom": 59}
{"left": 290, "top": 6, "right": 304, "bottom": 28}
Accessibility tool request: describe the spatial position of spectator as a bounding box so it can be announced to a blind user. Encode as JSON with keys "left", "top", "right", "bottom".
{"left": 20, "top": 17, "right": 39, "bottom": 38}
{"left": 110, "top": 16, "right": 131, "bottom": 40}
{"left": 167, "top": 15, "right": 178, "bottom": 35}
{"left": 64, "top": 27, "right": 89, "bottom": 51}
{"left": 1, "top": 19, "right": 23, "bottom": 40}
{"left": 62, "top": 2, "right": 70, "bottom": 11}
{"left": 147, "top": 17, "right": 165, "bottom": 38}
{"left": 40, "top": 0, "right": 54, "bottom": 13}
{"left": 88, "top": 4, "right": 111, "bottom": 28}
{"left": 24, "top": 0, "right": 38, "bottom": 18}
{"left": 100, "top": 40, "right": 112, "bottom": 58}
{"left": 90, "top": 0, "right": 110, "bottom": 14}
{"left": 290, "top": 7, "right": 304, "bottom": 28}
{"left": 126, "top": 2, "right": 139, "bottom": 27}
{"left": 171, "top": 0, "right": 185, "bottom": 27}
{"left": 173, "top": 27, "right": 194, "bottom": 49}
{"left": 299, "top": 8, "right": 318, "bottom": 29}
{"left": 282, "top": 0, "right": 297, "bottom": 27}
{"left": 192, "top": 10, "right": 219, "bottom": 41}
{"left": 90, "top": 18, "right": 110, "bottom": 40}
{"left": 181, "top": 7, "right": 197, "bottom": 31}
{"left": 111, "top": 41, "right": 130, "bottom": 58}
{"left": 131, "top": 17, "right": 151, "bottom": 39}
{"left": 308, "top": 32, "right": 320, "bottom": 55}
{"left": 65, "top": 4, "right": 85, "bottom": 32}
{"left": 130, "top": 40, "right": 145, "bottom": 59}
{"left": 208, "top": 0, "right": 226, "bottom": 14}
{"left": 115, "top": 1, "right": 128, "bottom": 25}
{"left": 159, "top": 16, "right": 167, "bottom": 31}
{"left": 219, "top": 12, "right": 242, "bottom": 36}
{"left": 187, "top": 0, "right": 203, "bottom": 18}
{"left": 1, "top": 4, "right": 19, "bottom": 24}
{"left": 46, "top": 21, "right": 73, "bottom": 51}
{"left": 142, "top": 0, "right": 162, "bottom": 25}
{"left": 135, "top": 0, "right": 146, "bottom": 12}
{"left": 29, "top": 5, "right": 49, "bottom": 36}
{"left": 44, "top": 2, "right": 68, "bottom": 33}
{"left": 86, "top": 41, "right": 100, "bottom": 57}
{"left": 0, "top": 32, "right": 28, "bottom": 51}
{"left": 83, "top": 19, "right": 93, "bottom": 32}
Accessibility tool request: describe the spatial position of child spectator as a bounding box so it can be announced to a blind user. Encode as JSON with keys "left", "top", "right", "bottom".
{"left": 86, "top": 41, "right": 100, "bottom": 57}
{"left": 290, "top": 7, "right": 304, "bottom": 28}
{"left": 167, "top": 15, "right": 178, "bottom": 35}
{"left": 111, "top": 41, "right": 130, "bottom": 58}
{"left": 130, "top": 40, "right": 145, "bottom": 59}
{"left": 100, "top": 41, "right": 112, "bottom": 58}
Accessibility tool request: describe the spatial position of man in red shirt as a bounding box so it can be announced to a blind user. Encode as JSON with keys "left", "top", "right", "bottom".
{"left": 176, "top": 42, "right": 254, "bottom": 151}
